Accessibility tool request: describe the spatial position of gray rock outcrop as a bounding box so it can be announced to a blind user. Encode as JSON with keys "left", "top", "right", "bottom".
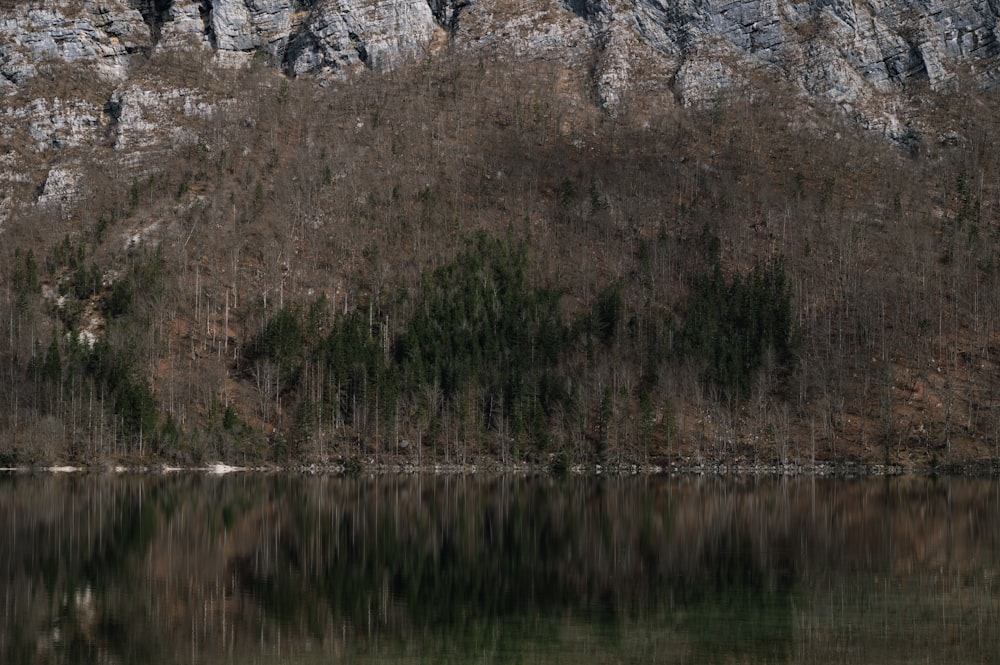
{"left": 3, "top": 0, "right": 1000, "bottom": 131}
{"left": 285, "top": 0, "right": 442, "bottom": 76}
{"left": 617, "top": 0, "right": 1000, "bottom": 105}
{"left": 0, "top": 1, "right": 150, "bottom": 85}
{"left": 207, "top": 0, "right": 296, "bottom": 52}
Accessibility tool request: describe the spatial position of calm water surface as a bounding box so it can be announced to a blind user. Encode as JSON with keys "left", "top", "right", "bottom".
{"left": 1, "top": 473, "right": 999, "bottom": 664}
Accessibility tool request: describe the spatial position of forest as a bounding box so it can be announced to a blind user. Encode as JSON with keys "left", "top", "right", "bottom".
{"left": 2, "top": 50, "right": 1000, "bottom": 470}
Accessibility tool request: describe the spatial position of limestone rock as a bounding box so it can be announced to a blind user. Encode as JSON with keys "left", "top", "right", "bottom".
{"left": 450, "top": 0, "right": 590, "bottom": 59}
{"left": 2, "top": 0, "right": 1000, "bottom": 136}
{"left": 285, "top": 0, "right": 442, "bottom": 76}
{"left": 207, "top": 0, "right": 296, "bottom": 53}
{"left": 37, "top": 165, "right": 82, "bottom": 209}
{"left": 158, "top": 1, "right": 214, "bottom": 50}
{"left": 110, "top": 83, "right": 216, "bottom": 152}
{"left": 0, "top": 97, "right": 105, "bottom": 152}
{"left": 0, "top": 1, "right": 150, "bottom": 85}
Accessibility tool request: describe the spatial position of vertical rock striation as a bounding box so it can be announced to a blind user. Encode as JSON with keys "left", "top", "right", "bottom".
{"left": 0, "top": 1, "right": 150, "bottom": 85}
{"left": 3, "top": 0, "right": 1000, "bottom": 128}
{"left": 285, "top": 0, "right": 442, "bottom": 77}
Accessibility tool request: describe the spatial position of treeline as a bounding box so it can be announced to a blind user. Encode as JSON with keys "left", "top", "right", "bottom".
{"left": 1, "top": 223, "right": 793, "bottom": 466}
{"left": 1, "top": 238, "right": 175, "bottom": 464}
{"left": 2, "top": 51, "right": 1000, "bottom": 467}
{"left": 239, "top": 231, "right": 794, "bottom": 464}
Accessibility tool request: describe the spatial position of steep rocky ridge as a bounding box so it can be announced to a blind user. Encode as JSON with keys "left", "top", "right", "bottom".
{"left": 2, "top": 1, "right": 998, "bottom": 108}
{"left": 3, "top": 1, "right": 1000, "bottom": 466}
{"left": 0, "top": 1, "right": 150, "bottom": 85}
{"left": 284, "top": 0, "right": 442, "bottom": 76}
{"left": 2, "top": 0, "right": 999, "bottom": 221}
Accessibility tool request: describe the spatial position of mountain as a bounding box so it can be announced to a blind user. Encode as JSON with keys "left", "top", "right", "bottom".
{"left": 2, "top": 0, "right": 1000, "bottom": 470}
{"left": 4, "top": 0, "right": 1000, "bottom": 209}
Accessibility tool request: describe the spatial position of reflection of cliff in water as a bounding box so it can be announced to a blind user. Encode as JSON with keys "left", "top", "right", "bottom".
{"left": 1, "top": 474, "right": 998, "bottom": 664}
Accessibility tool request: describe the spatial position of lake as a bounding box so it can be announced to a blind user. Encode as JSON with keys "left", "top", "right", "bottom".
{"left": 1, "top": 472, "right": 998, "bottom": 664}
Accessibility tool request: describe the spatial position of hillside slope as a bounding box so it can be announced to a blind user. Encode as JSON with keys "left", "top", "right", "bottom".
{"left": 2, "top": 0, "right": 1000, "bottom": 469}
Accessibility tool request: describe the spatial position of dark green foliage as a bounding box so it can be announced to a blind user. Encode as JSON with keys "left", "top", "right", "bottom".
{"left": 548, "top": 450, "right": 570, "bottom": 475}
{"left": 557, "top": 177, "right": 576, "bottom": 208}
{"left": 320, "top": 309, "right": 394, "bottom": 427}
{"left": 247, "top": 298, "right": 329, "bottom": 374}
{"left": 241, "top": 234, "right": 582, "bottom": 450}
{"left": 104, "top": 249, "right": 165, "bottom": 319}
{"left": 955, "top": 168, "right": 981, "bottom": 227}
{"left": 679, "top": 257, "right": 795, "bottom": 399}
{"left": 395, "top": 233, "right": 572, "bottom": 440}
{"left": 82, "top": 339, "right": 158, "bottom": 440}
{"left": 635, "top": 306, "right": 676, "bottom": 389}
{"left": 249, "top": 303, "right": 305, "bottom": 389}
{"left": 68, "top": 262, "right": 102, "bottom": 300}
{"left": 246, "top": 296, "right": 397, "bottom": 441}
{"left": 114, "top": 376, "right": 158, "bottom": 439}
{"left": 41, "top": 337, "right": 62, "bottom": 384}
{"left": 105, "top": 279, "right": 134, "bottom": 319}
{"left": 19, "top": 329, "right": 163, "bottom": 449}
{"left": 589, "top": 179, "right": 607, "bottom": 214}
{"left": 159, "top": 414, "right": 183, "bottom": 453}
{"left": 93, "top": 209, "right": 116, "bottom": 243}
{"left": 12, "top": 248, "right": 40, "bottom": 300}
{"left": 593, "top": 285, "right": 622, "bottom": 344}
{"left": 223, "top": 405, "right": 239, "bottom": 431}
{"left": 47, "top": 235, "right": 78, "bottom": 274}
{"left": 82, "top": 339, "right": 132, "bottom": 393}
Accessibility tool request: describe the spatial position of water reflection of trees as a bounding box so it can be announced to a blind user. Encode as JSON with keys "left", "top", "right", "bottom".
{"left": 1, "top": 474, "right": 999, "bottom": 664}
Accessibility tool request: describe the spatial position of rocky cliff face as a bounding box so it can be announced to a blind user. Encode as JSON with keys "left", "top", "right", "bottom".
{"left": 615, "top": 0, "right": 1000, "bottom": 127}
{"left": 285, "top": 0, "right": 442, "bottom": 76}
{"left": 0, "top": 1, "right": 150, "bottom": 85}
{"left": 2, "top": 0, "right": 999, "bottom": 174}
{"left": 4, "top": 1, "right": 1000, "bottom": 106}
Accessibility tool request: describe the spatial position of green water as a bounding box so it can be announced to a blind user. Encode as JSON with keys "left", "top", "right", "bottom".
{"left": 1, "top": 473, "right": 998, "bottom": 664}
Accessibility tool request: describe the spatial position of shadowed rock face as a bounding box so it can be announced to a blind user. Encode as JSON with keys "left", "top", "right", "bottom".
{"left": 129, "top": 0, "right": 175, "bottom": 39}
{"left": 2, "top": 0, "right": 1000, "bottom": 118}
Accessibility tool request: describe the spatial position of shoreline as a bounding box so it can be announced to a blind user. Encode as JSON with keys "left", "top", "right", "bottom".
{"left": 2, "top": 457, "right": 999, "bottom": 477}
